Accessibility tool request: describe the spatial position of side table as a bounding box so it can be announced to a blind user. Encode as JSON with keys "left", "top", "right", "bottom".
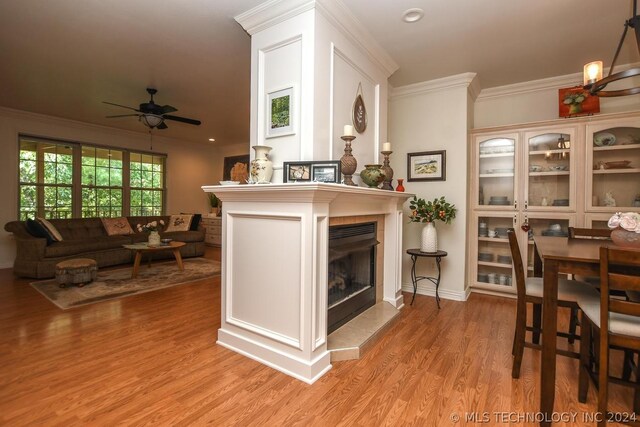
{"left": 406, "top": 249, "right": 448, "bottom": 308}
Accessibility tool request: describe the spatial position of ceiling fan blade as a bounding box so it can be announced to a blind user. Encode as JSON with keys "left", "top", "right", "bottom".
{"left": 102, "top": 101, "right": 140, "bottom": 112}
{"left": 106, "top": 114, "right": 140, "bottom": 118}
{"left": 157, "top": 121, "right": 168, "bottom": 130}
{"left": 163, "top": 114, "right": 201, "bottom": 126}
{"left": 159, "top": 104, "right": 177, "bottom": 114}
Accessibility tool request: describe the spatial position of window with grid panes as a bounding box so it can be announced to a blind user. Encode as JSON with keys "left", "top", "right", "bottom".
{"left": 19, "top": 138, "right": 74, "bottom": 220}
{"left": 129, "top": 153, "right": 165, "bottom": 216}
{"left": 81, "top": 146, "right": 124, "bottom": 218}
{"left": 18, "top": 135, "right": 166, "bottom": 219}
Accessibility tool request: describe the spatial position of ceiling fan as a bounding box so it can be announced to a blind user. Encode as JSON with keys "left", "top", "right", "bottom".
{"left": 103, "top": 88, "right": 201, "bottom": 129}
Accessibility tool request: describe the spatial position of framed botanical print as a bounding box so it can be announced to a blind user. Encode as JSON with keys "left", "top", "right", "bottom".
{"left": 266, "top": 86, "right": 294, "bottom": 138}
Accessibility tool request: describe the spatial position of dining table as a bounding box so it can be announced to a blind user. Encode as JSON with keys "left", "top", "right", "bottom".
{"left": 532, "top": 236, "right": 611, "bottom": 426}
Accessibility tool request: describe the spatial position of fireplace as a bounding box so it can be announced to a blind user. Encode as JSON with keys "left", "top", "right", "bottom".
{"left": 327, "top": 222, "right": 378, "bottom": 333}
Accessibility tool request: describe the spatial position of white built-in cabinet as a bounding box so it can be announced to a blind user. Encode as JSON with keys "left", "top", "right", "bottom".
{"left": 468, "top": 112, "right": 640, "bottom": 295}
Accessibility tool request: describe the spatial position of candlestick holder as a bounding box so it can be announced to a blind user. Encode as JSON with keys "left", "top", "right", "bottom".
{"left": 380, "top": 150, "right": 394, "bottom": 191}
{"left": 340, "top": 135, "right": 357, "bottom": 186}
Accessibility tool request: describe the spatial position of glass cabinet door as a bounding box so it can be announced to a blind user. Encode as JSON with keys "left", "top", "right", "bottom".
{"left": 588, "top": 123, "right": 640, "bottom": 210}
{"left": 475, "top": 214, "right": 516, "bottom": 290}
{"left": 476, "top": 135, "right": 517, "bottom": 209}
{"left": 525, "top": 130, "right": 575, "bottom": 211}
{"left": 525, "top": 215, "right": 574, "bottom": 278}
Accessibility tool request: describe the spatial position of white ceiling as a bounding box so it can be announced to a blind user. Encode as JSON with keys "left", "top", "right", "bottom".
{"left": 0, "top": 0, "right": 637, "bottom": 145}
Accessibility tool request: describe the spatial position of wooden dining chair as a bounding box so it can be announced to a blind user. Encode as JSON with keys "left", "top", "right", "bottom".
{"left": 578, "top": 247, "right": 640, "bottom": 426}
{"left": 508, "top": 230, "right": 599, "bottom": 378}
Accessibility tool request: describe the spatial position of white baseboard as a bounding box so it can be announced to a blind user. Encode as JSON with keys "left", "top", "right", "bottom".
{"left": 401, "top": 282, "right": 469, "bottom": 302}
{"left": 217, "top": 328, "right": 332, "bottom": 384}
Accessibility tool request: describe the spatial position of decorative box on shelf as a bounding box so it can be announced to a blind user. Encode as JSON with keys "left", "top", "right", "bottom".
{"left": 201, "top": 215, "right": 221, "bottom": 246}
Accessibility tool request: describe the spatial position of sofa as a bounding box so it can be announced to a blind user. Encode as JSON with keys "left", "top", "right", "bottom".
{"left": 4, "top": 216, "right": 205, "bottom": 279}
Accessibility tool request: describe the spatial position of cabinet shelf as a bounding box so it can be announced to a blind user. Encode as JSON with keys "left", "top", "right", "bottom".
{"left": 528, "top": 171, "right": 570, "bottom": 177}
{"left": 478, "top": 237, "right": 508, "bottom": 243}
{"left": 593, "top": 168, "right": 640, "bottom": 175}
{"left": 477, "top": 261, "right": 512, "bottom": 269}
{"left": 479, "top": 173, "right": 514, "bottom": 178}
{"left": 593, "top": 144, "right": 640, "bottom": 152}
{"left": 479, "top": 152, "right": 514, "bottom": 158}
{"left": 529, "top": 149, "right": 571, "bottom": 155}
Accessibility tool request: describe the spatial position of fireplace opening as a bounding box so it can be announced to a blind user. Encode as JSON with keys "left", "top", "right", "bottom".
{"left": 327, "top": 222, "right": 378, "bottom": 334}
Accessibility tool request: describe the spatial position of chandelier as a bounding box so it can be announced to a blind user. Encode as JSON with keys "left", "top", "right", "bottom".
{"left": 583, "top": 0, "right": 640, "bottom": 96}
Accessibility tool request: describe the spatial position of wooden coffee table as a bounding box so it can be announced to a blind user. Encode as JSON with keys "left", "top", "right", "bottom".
{"left": 123, "top": 241, "right": 186, "bottom": 279}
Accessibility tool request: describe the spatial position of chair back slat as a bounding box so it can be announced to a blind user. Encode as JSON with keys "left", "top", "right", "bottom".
{"left": 610, "top": 299, "right": 640, "bottom": 317}
{"left": 568, "top": 227, "right": 612, "bottom": 240}
{"left": 608, "top": 273, "right": 640, "bottom": 292}
{"left": 600, "top": 246, "right": 640, "bottom": 324}
{"left": 507, "top": 230, "right": 526, "bottom": 298}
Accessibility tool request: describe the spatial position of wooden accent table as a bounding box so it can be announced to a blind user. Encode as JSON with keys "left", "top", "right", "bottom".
{"left": 533, "top": 236, "right": 611, "bottom": 426}
{"left": 123, "top": 241, "right": 186, "bottom": 279}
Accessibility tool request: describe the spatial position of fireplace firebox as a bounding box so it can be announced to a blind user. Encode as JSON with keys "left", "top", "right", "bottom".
{"left": 327, "top": 222, "right": 378, "bottom": 333}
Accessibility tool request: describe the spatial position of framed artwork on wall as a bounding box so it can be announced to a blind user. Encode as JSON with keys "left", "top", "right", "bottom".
{"left": 407, "top": 150, "right": 446, "bottom": 182}
{"left": 266, "top": 86, "right": 295, "bottom": 138}
{"left": 558, "top": 86, "right": 600, "bottom": 117}
{"left": 223, "top": 155, "right": 250, "bottom": 183}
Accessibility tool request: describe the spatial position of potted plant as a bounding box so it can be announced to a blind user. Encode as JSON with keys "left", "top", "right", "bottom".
{"left": 208, "top": 193, "right": 221, "bottom": 216}
{"left": 136, "top": 220, "right": 165, "bottom": 247}
{"left": 409, "top": 196, "right": 457, "bottom": 253}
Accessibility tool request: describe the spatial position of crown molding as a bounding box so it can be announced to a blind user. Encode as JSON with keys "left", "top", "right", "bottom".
{"left": 390, "top": 72, "right": 479, "bottom": 99}
{"left": 0, "top": 106, "right": 209, "bottom": 148}
{"left": 234, "top": 0, "right": 399, "bottom": 77}
{"left": 234, "top": 0, "right": 315, "bottom": 35}
{"left": 476, "top": 62, "right": 640, "bottom": 101}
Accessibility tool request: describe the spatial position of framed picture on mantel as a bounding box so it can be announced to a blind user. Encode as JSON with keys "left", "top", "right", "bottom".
{"left": 407, "top": 150, "right": 446, "bottom": 182}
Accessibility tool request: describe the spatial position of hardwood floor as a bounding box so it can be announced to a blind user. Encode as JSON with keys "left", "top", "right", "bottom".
{"left": 0, "top": 249, "right": 634, "bottom": 426}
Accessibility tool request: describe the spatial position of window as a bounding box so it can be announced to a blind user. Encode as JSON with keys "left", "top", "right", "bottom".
{"left": 19, "top": 139, "right": 74, "bottom": 220}
{"left": 18, "top": 136, "right": 166, "bottom": 219}
{"left": 129, "top": 153, "right": 165, "bottom": 216}
{"left": 81, "top": 147, "right": 124, "bottom": 218}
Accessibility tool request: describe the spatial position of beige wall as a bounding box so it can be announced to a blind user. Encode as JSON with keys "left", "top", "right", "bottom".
{"left": 0, "top": 107, "right": 219, "bottom": 268}
{"left": 389, "top": 81, "right": 473, "bottom": 301}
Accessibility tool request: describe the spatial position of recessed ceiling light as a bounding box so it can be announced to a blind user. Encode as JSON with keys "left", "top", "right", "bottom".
{"left": 402, "top": 8, "right": 424, "bottom": 23}
{"left": 208, "top": 138, "right": 215, "bottom": 142}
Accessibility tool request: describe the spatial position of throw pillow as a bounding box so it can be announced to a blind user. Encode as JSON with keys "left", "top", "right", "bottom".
{"left": 101, "top": 217, "right": 134, "bottom": 236}
{"left": 36, "top": 217, "right": 63, "bottom": 242}
{"left": 165, "top": 214, "right": 193, "bottom": 232}
{"left": 182, "top": 213, "right": 202, "bottom": 231}
{"left": 25, "top": 218, "right": 55, "bottom": 245}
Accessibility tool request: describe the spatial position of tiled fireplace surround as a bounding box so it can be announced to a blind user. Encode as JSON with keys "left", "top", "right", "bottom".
{"left": 202, "top": 183, "right": 411, "bottom": 383}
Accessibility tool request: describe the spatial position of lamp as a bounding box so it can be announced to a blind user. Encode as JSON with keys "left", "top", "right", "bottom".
{"left": 140, "top": 114, "right": 164, "bottom": 129}
{"left": 583, "top": 0, "right": 640, "bottom": 96}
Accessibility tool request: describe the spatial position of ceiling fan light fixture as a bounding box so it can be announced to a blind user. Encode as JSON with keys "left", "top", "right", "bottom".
{"left": 583, "top": 0, "right": 640, "bottom": 97}
{"left": 140, "top": 114, "right": 163, "bottom": 128}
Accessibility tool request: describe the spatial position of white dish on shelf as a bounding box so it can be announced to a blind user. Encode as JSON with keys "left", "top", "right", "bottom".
{"left": 219, "top": 180, "right": 240, "bottom": 185}
{"left": 529, "top": 165, "right": 544, "bottom": 172}
{"left": 548, "top": 165, "right": 568, "bottom": 171}
{"left": 594, "top": 132, "right": 616, "bottom": 147}
{"left": 485, "top": 168, "right": 514, "bottom": 174}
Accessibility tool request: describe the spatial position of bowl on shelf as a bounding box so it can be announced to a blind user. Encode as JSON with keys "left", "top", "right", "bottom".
{"left": 497, "top": 255, "right": 512, "bottom": 264}
{"left": 478, "top": 252, "right": 494, "bottom": 262}
{"left": 548, "top": 165, "right": 568, "bottom": 171}
{"left": 529, "top": 165, "right": 544, "bottom": 172}
{"left": 552, "top": 199, "right": 570, "bottom": 206}
{"left": 604, "top": 160, "right": 632, "bottom": 169}
{"left": 594, "top": 132, "right": 616, "bottom": 147}
{"left": 494, "top": 227, "right": 509, "bottom": 238}
{"left": 477, "top": 273, "right": 489, "bottom": 283}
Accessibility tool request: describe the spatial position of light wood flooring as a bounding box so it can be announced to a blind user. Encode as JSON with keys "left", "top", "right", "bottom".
{"left": 0, "top": 248, "right": 634, "bottom": 426}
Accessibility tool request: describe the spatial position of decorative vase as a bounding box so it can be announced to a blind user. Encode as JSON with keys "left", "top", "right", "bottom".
{"left": 360, "top": 164, "right": 385, "bottom": 188}
{"left": 396, "top": 178, "right": 405, "bottom": 192}
{"left": 611, "top": 228, "right": 640, "bottom": 249}
{"left": 250, "top": 145, "right": 273, "bottom": 184}
{"left": 421, "top": 222, "right": 438, "bottom": 253}
{"left": 148, "top": 230, "right": 161, "bottom": 247}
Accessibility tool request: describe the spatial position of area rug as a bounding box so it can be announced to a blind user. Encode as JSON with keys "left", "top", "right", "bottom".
{"left": 31, "top": 258, "right": 221, "bottom": 310}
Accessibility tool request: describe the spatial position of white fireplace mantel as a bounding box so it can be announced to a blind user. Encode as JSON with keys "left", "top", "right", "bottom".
{"left": 202, "top": 183, "right": 413, "bottom": 383}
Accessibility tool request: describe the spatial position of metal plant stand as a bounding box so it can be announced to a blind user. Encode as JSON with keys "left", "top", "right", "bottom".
{"left": 406, "top": 249, "right": 448, "bottom": 308}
